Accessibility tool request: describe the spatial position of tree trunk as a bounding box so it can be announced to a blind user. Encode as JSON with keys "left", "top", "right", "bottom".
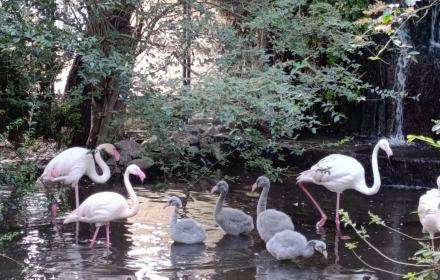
{"left": 182, "top": 0, "right": 192, "bottom": 87}
{"left": 65, "top": 55, "right": 92, "bottom": 146}
{"left": 64, "top": 1, "right": 135, "bottom": 148}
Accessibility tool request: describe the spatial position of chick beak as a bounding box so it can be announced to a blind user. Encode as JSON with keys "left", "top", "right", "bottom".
{"left": 322, "top": 250, "right": 328, "bottom": 259}
{"left": 210, "top": 186, "right": 217, "bottom": 194}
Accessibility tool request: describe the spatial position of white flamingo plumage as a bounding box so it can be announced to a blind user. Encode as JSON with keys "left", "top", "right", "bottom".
{"left": 296, "top": 138, "right": 393, "bottom": 233}
{"left": 418, "top": 176, "right": 440, "bottom": 249}
{"left": 39, "top": 143, "right": 120, "bottom": 218}
{"left": 63, "top": 164, "right": 145, "bottom": 248}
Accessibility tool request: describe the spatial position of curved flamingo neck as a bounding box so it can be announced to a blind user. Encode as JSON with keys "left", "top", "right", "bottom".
{"left": 87, "top": 146, "right": 111, "bottom": 184}
{"left": 257, "top": 186, "right": 269, "bottom": 216}
{"left": 123, "top": 171, "right": 139, "bottom": 218}
{"left": 214, "top": 192, "right": 226, "bottom": 218}
{"left": 355, "top": 142, "right": 381, "bottom": 195}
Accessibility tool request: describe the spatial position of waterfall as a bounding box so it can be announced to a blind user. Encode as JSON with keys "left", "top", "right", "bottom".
{"left": 390, "top": 24, "right": 413, "bottom": 145}
{"left": 430, "top": 4, "right": 440, "bottom": 49}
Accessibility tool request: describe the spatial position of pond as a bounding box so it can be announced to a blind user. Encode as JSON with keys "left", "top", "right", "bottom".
{"left": 0, "top": 179, "right": 428, "bottom": 279}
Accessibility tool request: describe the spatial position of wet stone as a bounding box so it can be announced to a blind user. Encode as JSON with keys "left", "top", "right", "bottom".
{"left": 128, "top": 157, "right": 155, "bottom": 170}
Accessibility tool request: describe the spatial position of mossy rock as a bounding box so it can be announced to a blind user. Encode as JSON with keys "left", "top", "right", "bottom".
{"left": 128, "top": 157, "right": 155, "bottom": 170}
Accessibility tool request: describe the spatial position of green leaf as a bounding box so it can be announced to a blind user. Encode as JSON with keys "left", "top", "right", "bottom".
{"left": 381, "top": 14, "right": 393, "bottom": 25}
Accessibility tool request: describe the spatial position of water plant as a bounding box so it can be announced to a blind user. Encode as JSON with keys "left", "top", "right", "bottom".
{"left": 340, "top": 210, "right": 440, "bottom": 279}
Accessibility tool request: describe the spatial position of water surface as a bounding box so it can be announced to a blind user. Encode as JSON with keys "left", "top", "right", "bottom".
{"left": 0, "top": 180, "right": 429, "bottom": 279}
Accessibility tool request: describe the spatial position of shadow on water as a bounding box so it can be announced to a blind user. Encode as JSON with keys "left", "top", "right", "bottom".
{"left": 0, "top": 179, "right": 429, "bottom": 279}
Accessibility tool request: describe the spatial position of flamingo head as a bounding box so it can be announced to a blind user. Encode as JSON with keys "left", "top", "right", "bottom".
{"left": 126, "top": 164, "right": 146, "bottom": 183}
{"left": 251, "top": 176, "right": 270, "bottom": 192}
{"left": 309, "top": 240, "right": 328, "bottom": 259}
{"left": 98, "top": 143, "right": 121, "bottom": 161}
{"left": 163, "top": 196, "right": 183, "bottom": 209}
{"left": 378, "top": 138, "right": 393, "bottom": 158}
{"left": 211, "top": 180, "right": 229, "bottom": 194}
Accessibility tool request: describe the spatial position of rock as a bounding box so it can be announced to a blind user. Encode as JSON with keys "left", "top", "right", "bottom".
{"left": 141, "top": 135, "right": 158, "bottom": 146}
{"left": 188, "top": 116, "right": 215, "bottom": 125}
{"left": 169, "top": 131, "right": 199, "bottom": 146}
{"left": 115, "top": 139, "right": 143, "bottom": 165}
{"left": 128, "top": 157, "right": 155, "bottom": 170}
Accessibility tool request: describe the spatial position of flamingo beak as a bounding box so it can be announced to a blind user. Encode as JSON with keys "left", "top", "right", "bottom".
{"left": 251, "top": 183, "right": 257, "bottom": 192}
{"left": 114, "top": 149, "right": 121, "bottom": 161}
{"left": 387, "top": 148, "right": 393, "bottom": 158}
{"left": 322, "top": 250, "right": 328, "bottom": 259}
{"left": 163, "top": 204, "right": 169, "bottom": 209}
{"left": 138, "top": 171, "right": 146, "bottom": 183}
{"left": 210, "top": 186, "right": 218, "bottom": 194}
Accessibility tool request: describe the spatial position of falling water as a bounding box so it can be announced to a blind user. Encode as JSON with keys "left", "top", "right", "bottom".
{"left": 390, "top": 24, "right": 413, "bottom": 145}
{"left": 430, "top": 4, "right": 440, "bottom": 49}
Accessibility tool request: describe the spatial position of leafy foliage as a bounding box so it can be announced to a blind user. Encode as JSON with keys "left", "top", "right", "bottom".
{"left": 0, "top": 0, "right": 76, "bottom": 143}
{"left": 407, "top": 135, "right": 440, "bottom": 149}
{"left": 0, "top": 161, "right": 38, "bottom": 194}
{"left": 0, "top": 232, "right": 19, "bottom": 249}
{"left": 0, "top": 0, "right": 393, "bottom": 180}
{"left": 129, "top": 0, "right": 375, "bottom": 180}
{"left": 341, "top": 210, "right": 440, "bottom": 279}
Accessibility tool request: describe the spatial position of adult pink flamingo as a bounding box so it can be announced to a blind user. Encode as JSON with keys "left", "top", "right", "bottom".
{"left": 63, "top": 164, "right": 145, "bottom": 248}
{"left": 39, "top": 143, "right": 120, "bottom": 218}
{"left": 418, "top": 176, "right": 440, "bottom": 249}
{"left": 297, "top": 138, "right": 393, "bottom": 234}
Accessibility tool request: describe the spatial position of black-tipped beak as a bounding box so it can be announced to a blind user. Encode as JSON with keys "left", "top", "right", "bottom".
{"left": 210, "top": 186, "right": 217, "bottom": 194}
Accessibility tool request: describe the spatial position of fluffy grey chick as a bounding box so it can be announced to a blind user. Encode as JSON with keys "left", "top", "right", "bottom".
{"left": 211, "top": 180, "right": 254, "bottom": 236}
{"left": 251, "top": 176, "right": 295, "bottom": 242}
{"left": 164, "top": 196, "right": 206, "bottom": 244}
{"left": 266, "top": 230, "right": 327, "bottom": 260}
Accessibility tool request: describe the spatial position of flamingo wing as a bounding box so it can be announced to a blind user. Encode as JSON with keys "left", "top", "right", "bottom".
{"left": 266, "top": 230, "right": 307, "bottom": 260}
{"left": 41, "top": 147, "right": 91, "bottom": 183}
{"left": 297, "top": 154, "right": 364, "bottom": 191}
{"left": 74, "top": 192, "right": 128, "bottom": 224}
{"left": 418, "top": 189, "right": 440, "bottom": 219}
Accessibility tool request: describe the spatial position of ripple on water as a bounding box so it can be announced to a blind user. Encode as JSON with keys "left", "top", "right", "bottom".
{"left": 0, "top": 182, "right": 428, "bottom": 279}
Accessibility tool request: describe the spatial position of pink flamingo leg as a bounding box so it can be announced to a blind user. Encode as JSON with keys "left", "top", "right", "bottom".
{"left": 106, "top": 223, "right": 111, "bottom": 247}
{"left": 335, "top": 193, "right": 350, "bottom": 240}
{"left": 74, "top": 183, "right": 80, "bottom": 209}
{"left": 335, "top": 193, "right": 341, "bottom": 232}
{"left": 89, "top": 226, "right": 101, "bottom": 248}
{"left": 298, "top": 182, "right": 327, "bottom": 228}
{"left": 73, "top": 183, "right": 80, "bottom": 240}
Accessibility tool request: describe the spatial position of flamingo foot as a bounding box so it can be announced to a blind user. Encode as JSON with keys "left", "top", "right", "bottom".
{"left": 316, "top": 215, "right": 327, "bottom": 228}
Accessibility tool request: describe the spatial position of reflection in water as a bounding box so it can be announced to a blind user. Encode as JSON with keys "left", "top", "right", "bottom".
{"left": 169, "top": 243, "right": 206, "bottom": 279}
{"left": 0, "top": 182, "right": 427, "bottom": 279}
